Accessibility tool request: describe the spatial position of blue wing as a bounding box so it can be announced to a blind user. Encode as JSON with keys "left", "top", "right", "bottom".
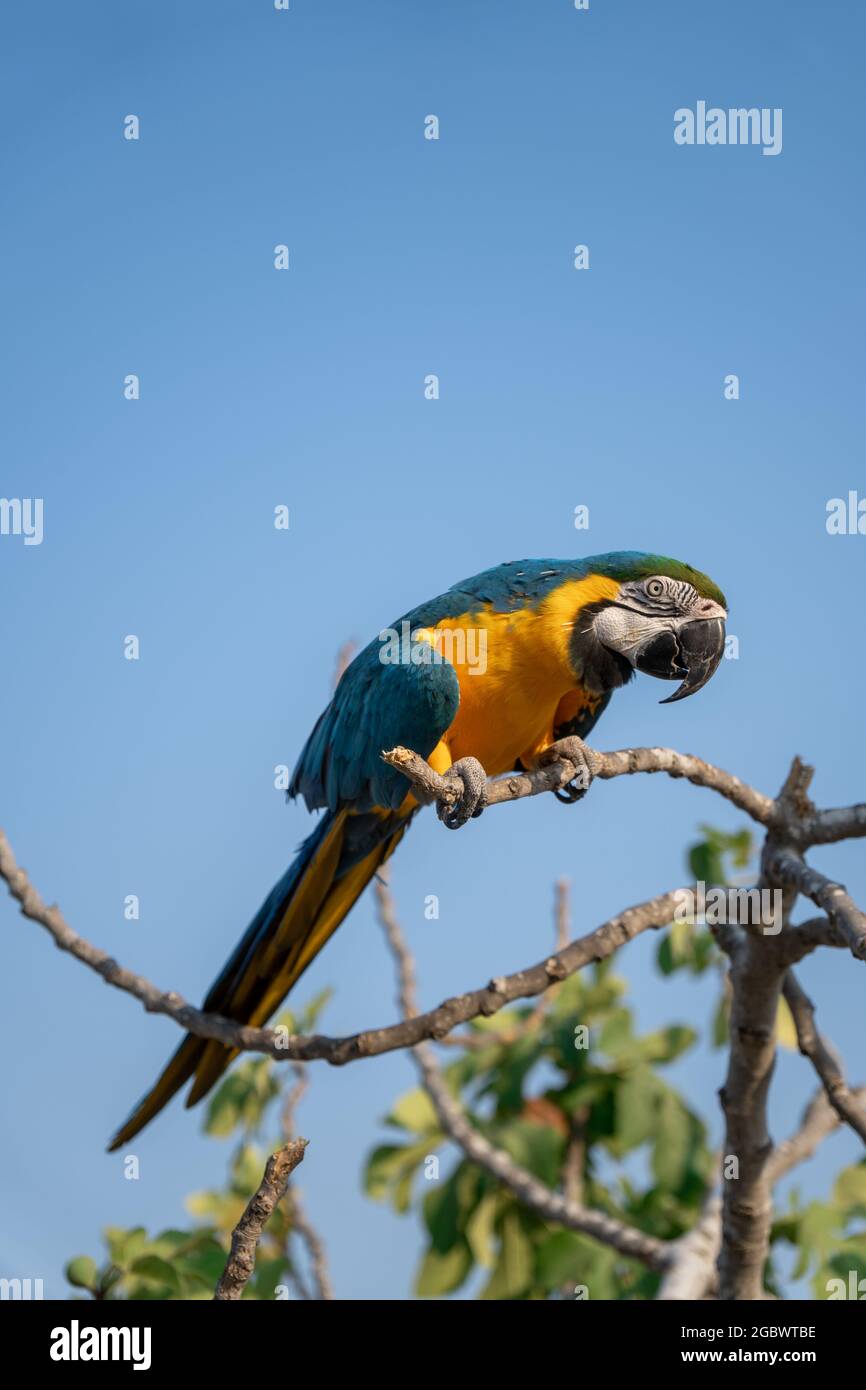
{"left": 290, "top": 641, "right": 460, "bottom": 813}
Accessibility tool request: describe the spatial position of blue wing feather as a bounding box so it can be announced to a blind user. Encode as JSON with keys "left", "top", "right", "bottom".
{"left": 290, "top": 645, "right": 460, "bottom": 813}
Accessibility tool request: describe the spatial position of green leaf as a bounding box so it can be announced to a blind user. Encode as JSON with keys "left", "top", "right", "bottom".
{"left": 657, "top": 921, "right": 716, "bottom": 977}
{"left": 65, "top": 1256, "right": 98, "bottom": 1291}
{"left": 129, "top": 1254, "right": 182, "bottom": 1293}
{"left": 98, "top": 1265, "right": 124, "bottom": 1296}
{"left": 387, "top": 1087, "right": 440, "bottom": 1135}
{"left": 299, "top": 987, "right": 334, "bottom": 1032}
{"left": 204, "top": 1082, "right": 242, "bottom": 1137}
{"left": 596, "top": 1009, "right": 635, "bottom": 1060}
{"left": 390, "top": 1165, "right": 419, "bottom": 1215}
{"left": 493, "top": 1120, "right": 563, "bottom": 1187}
{"left": 231, "top": 1143, "right": 268, "bottom": 1194}
{"left": 651, "top": 1092, "right": 693, "bottom": 1189}
{"left": 104, "top": 1226, "right": 147, "bottom": 1268}
{"left": 363, "top": 1140, "right": 431, "bottom": 1208}
{"left": 790, "top": 1202, "right": 839, "bottom": 1280}
{"left": 557, "top": 1077, "right": 611, "bottom": 1112}
{"left": 535, "top": 1230, "right": 591, "bottom": 1288}
{"left": 250, "top": 1255, "right": 290, "bottom": 1301}
{"left": 688, "top": 840, "right": 725, "bottom": 886}
{"left": 480, "top": 1208, "right": 534, "bottom": 1300}
{"left": 414, "top": 1241, "right": 472, "bottom": 1297}
{"left": 175, "top": 1241, "right": 228, "bottom": 1291}
{"left": 657, "top": 919, "right": 695, "bottom": 975}
{"left": 688, "top": 825, "right": 754, "bottom": 886}
{"left": 711, "top": 988, "right": 729, "bottom": 1048}
{"left": 465, "top": 1191, "right": 499, "bottom": 1269}
{"left": 637, "top": 1024, "right": 698, "bottom": 1066}
{"left": 148, "top": 1229, "right": 198, "bottom": 1258}
{"left": 615, "top": 1067, "right": 660, "bottom": 1151}
{"left": 834, "top": 1164, "right": 866, "bottom": 1216}
{"left": 485, "top": 1034, "right": 545, "bottom": 1110}
{"left": 423, "top": 1173, "right": 462, "bottom": 1253}
{"left": 204, "top": 1064, "right": 280, "bottom": 1138}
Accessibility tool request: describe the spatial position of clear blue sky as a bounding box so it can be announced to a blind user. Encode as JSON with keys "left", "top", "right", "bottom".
{"left": 2, "top": 0, "right": 864, "bottom": 1299}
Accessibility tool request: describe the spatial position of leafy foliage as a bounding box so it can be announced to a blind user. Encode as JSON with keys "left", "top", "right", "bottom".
{"left": 64, "top": 827, "right": 863, "bottom": 1301}
{"left": 772, "top": 1161, "right": 866, "bottom": 1299}
{"left": 364, "top": 958, "right": 713, "bottom": 1299}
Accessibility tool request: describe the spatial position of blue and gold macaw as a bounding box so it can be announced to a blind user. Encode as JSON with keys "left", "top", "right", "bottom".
{"left": 109, "top": 552, "right": 726, "bottom": 1148}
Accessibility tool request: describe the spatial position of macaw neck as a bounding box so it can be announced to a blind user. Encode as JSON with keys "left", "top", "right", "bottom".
{"left": 422, "top": 573, "right": 628, "bottom": 776}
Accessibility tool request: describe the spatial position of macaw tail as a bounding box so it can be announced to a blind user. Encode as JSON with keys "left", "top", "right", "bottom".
{"left": 107, "top": 807, "right": 411, "bottom": 1151}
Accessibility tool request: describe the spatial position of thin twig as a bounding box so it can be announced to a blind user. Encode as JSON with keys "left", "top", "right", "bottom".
{"left": 767, "top": 1085, "right": 866, "bottom": 1184}
{"left": 782, "top": 973, "right": 866, "bottom": 1144}
{"left": 214, "top": 1139, "right": 308, "bottom": 1301}
{"left": 767, "top": 846, "right": 866, "bottom": 962}
{"left": 280, "top": 1064, "right": 334, "bottom": 1301}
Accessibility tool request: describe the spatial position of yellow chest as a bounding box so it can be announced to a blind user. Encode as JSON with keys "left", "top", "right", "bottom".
{"left": 419, "top": 574, "right": 620, "bottom": 776}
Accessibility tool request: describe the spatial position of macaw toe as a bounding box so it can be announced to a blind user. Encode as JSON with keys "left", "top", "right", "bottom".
{"left": 437, "top": 756, "right": 489, "bottom": 829}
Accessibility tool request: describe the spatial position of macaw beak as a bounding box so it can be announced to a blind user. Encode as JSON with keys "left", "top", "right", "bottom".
{"left": 635, "top": 615, "right": 726, "bottom": 704}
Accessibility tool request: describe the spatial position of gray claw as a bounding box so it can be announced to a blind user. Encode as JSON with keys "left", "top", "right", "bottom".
{"left": 437, "top": 756, "right": 489, "bottom": 830}
{"left": 554, "top": 780, "right": 589, "bottom": 804}
{"left": 541, "top": 737, "right": 594, "bottom": 806}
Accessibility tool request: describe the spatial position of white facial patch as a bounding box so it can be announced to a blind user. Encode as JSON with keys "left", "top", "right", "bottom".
{"left": 593, "top": 605, "right": 679, "bottom": 665}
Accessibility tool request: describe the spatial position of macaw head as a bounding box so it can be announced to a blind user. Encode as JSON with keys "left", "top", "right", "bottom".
{"left": 571, "top": 553, "right": 728, "bottom": 703}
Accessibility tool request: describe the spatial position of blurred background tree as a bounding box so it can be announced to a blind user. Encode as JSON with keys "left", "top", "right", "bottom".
{"left": 63, "top": 827, "right": 866, "bottom": 1301}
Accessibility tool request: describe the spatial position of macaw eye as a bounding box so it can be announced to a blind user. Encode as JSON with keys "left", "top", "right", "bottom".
{"left": 646, "top": 579, "right": 665, "bottom": 598}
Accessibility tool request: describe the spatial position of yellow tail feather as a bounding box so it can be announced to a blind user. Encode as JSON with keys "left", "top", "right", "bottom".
{"left": 108, "top": 811, "right": 408, "bottom": 1150}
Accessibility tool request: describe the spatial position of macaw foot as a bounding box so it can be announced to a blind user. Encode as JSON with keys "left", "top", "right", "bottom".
{"left": 437, "top": 756, "right": 489, "bottom": 830}
{"left": 539, "top": 736, "right": 594, "bottom": 804}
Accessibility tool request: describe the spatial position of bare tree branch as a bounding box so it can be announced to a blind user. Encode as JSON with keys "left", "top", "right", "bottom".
{"left": 657, "top": 1194, "right": 722, "bottom": 1301}
{"left": 767, "top": 846, "right": 866, "bottom": 962}
{"left": 659, "top": 1084, "right": 864, "bottom": 1302}
{"left": 799, "top": 804, "right": 866, "bottom": 846}
{"left": 767, "top": 1085, "right": 866, "bottom": 1185}
{"left": 775, "top": 915, "right": 848, "bottom": 965}
{"left": 782, "top": 973, "right": 866, "bottom": 1144}
{"left": 213, "top": 1139, "right": 308, "bottom": 1301}
{"left": 716, "top": 928, "right": 785, "bottom": 1299}
{"left": 713, "top": 761, "right": 813, "bottom": 1302}
{"left": 280, "top": 1066, "right": 334, "bottom": 1301}
{"left": 382, "top": 742, "right": 774, "bottom": 826}
{"left": 0, "top": 827, "right": 680, "bottom": 1065}
{"left": 554, "top": 877, "right": 570, "bottom": 952}
{"left": 286, "top": 1196, "right": 334, "bottom": 1303}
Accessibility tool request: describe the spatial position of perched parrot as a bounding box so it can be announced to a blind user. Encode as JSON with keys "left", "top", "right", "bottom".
{"left": 109, "top": 551, "right": 726, "bottom": 1149}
